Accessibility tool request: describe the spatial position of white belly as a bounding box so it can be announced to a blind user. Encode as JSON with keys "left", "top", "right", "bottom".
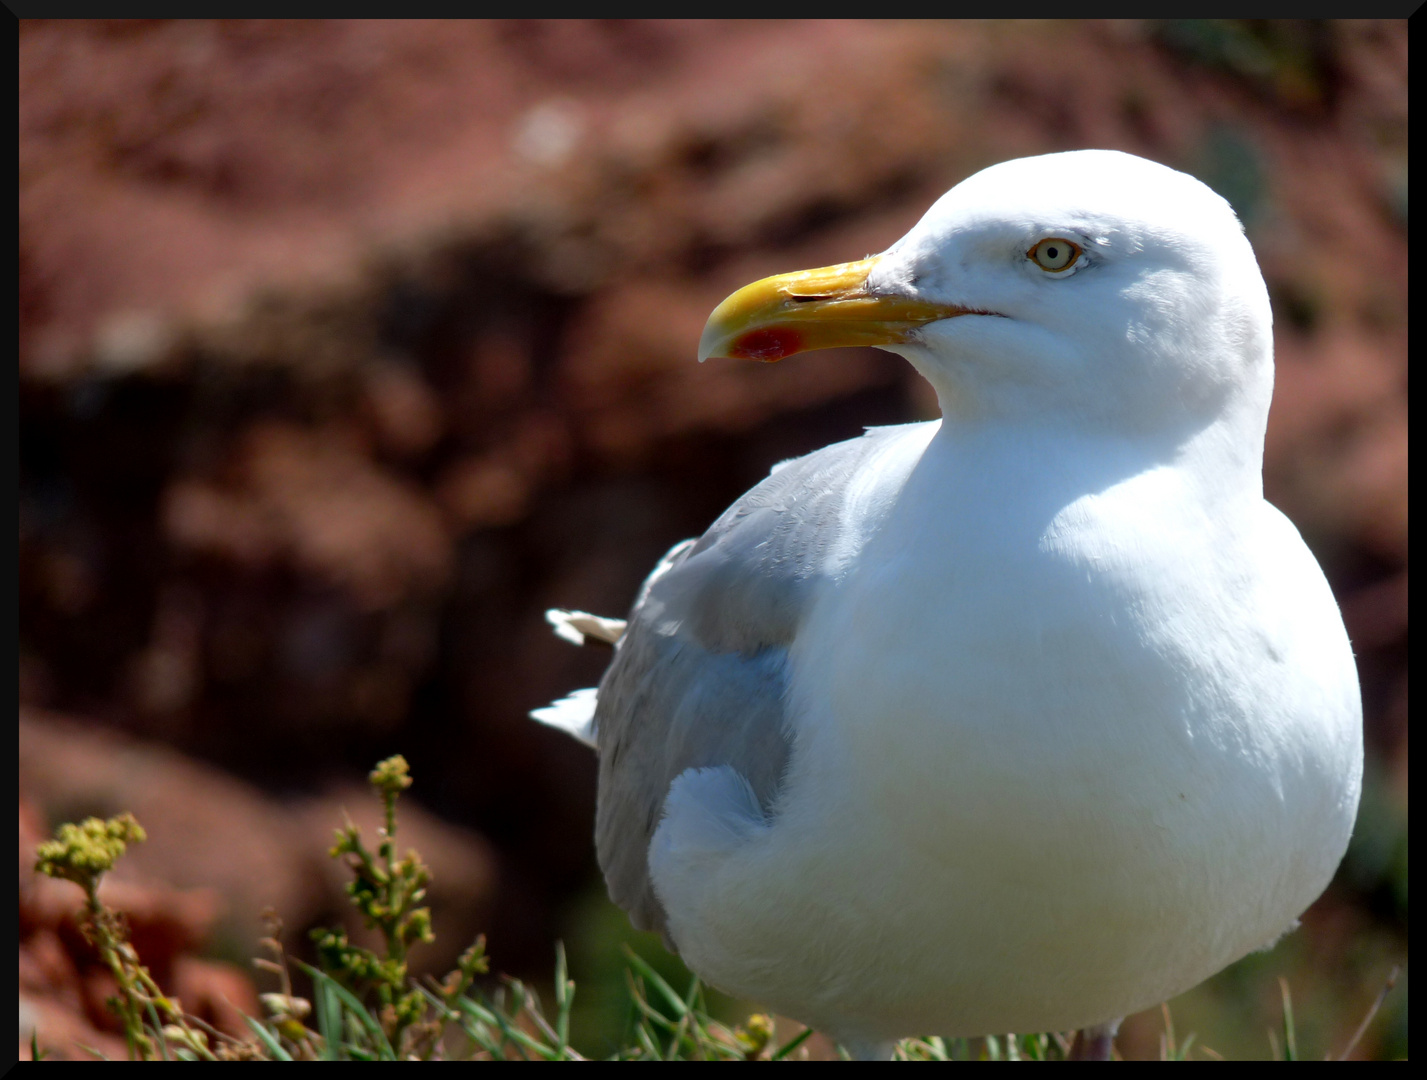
{"left": 648, "top": 487, "right": 1361, "bottom": 1043}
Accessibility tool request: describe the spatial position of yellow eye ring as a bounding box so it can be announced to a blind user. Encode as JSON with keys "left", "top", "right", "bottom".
{"left": 1028, "top": 237, "right": 1082, "bottom": 273}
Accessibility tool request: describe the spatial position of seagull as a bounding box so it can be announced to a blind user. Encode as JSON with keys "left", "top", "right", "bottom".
{"left": 531, "top": 150, "right": 1363, "bottom": 1059}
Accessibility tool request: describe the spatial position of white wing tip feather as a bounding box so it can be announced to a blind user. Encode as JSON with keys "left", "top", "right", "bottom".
{"left": 529, "top": 687, "right": 599, "bottom": 748}
{"left": 544, "top": 608, "right": 626, "bottom": 646}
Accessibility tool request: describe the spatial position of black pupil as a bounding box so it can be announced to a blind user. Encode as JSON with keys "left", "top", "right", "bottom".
{"left": 1046, "top": 246, "right": 1060, "bottom": 260}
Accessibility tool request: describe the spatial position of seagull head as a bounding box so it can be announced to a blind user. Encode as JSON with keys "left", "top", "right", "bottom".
{"left": 699, "top": 150, "right": 1273, "bottom": 443}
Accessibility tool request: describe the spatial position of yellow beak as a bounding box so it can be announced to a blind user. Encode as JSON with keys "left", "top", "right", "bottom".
{"left": 698, "top": 256, "right": 976, "bottom": 363}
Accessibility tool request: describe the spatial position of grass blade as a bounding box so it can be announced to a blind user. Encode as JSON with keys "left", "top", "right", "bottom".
{"left": 1279, "top": 977, "right": 1298, "bottom": 1061}
{"left": 625, "top": 978, "right": 677, "bottom": 1034}
{"left": 770, "top": 1027, "right": 815, "bottom": 1060}
{"left": 241, "top": 1015, "right": 293, "bottom": 1061}
{"left": 553, "top": 940, "right": 573, "bottom": 1056}
{"left": 292, "top": 959, "right": 395, "bottom": 1060}
{"left": 621, "top": 946, "right": 688, "bottom": 1019}
{"left": 142, "top": 997, "right": 171, "bottom": 1061}
{"left": 1338, "top": 965, "right": 1400, "bottom": 1061}
{"left": 311, "top": 969, "right": 342, "bottom": 1060}
{"left": 634, "top": 1017, "right": 663, "bottom": 1060}
{"left": 481, "top": 985, "right": 561, "bottom": 1061}
{"left": 440, "top": 994, "right": 504, "bottom": 1058}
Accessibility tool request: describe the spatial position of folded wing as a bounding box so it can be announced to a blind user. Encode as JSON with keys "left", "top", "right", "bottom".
{"left": 591, "top": 422, "right": 935, "bottom": 935}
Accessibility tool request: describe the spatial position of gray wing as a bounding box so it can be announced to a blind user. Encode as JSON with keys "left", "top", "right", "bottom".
{"left": 592, "top": 421, "right": 935, "bottom": 936}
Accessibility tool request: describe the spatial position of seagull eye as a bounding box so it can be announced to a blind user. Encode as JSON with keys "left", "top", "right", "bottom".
{"left": 1029, "top": 238, "right": 1082, "bottom": 273}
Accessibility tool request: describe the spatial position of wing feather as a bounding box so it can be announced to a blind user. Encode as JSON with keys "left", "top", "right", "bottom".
{"left": 592, "top": 422, "right": 936, "bottom": 935}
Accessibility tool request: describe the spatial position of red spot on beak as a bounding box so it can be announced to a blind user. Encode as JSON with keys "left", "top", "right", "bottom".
{"left": 730, "top": 327, "right": 802, "bottom": 362}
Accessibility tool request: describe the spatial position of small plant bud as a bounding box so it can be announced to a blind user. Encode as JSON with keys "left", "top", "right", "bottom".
{"left": 368, "top": 755, "right": 413, "bottom": 796}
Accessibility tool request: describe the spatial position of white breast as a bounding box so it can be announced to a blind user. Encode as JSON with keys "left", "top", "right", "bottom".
{"left": 648, "top": 426, "right": 1361, "bottom": 1043}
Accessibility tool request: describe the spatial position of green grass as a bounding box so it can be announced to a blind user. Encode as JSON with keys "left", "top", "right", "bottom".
{"left": 29, "top": 755, "right": 1405, "bottom": 1061}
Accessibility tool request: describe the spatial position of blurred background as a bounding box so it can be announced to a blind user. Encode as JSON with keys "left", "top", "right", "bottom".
{"left": 19, "top": 20, "right": 1406, "bottom": 1060}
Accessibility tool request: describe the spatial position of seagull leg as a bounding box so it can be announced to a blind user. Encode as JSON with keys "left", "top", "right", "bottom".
{"left": 1068, "top": 1019, "right": 1121, "bottom": 1061}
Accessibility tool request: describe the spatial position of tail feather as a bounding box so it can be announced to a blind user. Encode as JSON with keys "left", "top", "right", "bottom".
{"left": 529, "top": 687, "right": 598, "bottom": 748}
{"left": 545, "top": 608, "right": 626, "bottom": 647}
